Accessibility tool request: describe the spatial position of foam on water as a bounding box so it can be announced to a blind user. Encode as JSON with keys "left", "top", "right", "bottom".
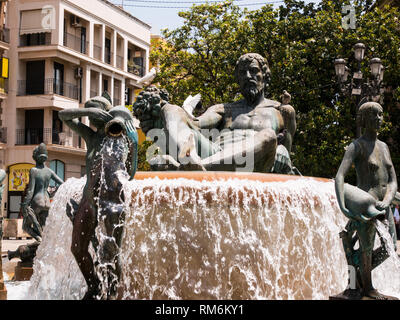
{"left": 23, "top": 175, "right": 400, "bottom": 299}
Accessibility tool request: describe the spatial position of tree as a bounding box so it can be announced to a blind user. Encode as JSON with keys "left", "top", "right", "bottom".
{"left": 151, "top": 1, "right": 251, "bottom": 107}
{"left": 150, "top": 0, "right": 400, "bottom": 180}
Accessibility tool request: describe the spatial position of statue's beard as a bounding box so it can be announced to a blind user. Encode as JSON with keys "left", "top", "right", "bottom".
{"left": 242, "top": 84, "right": 263, "bottom": 104}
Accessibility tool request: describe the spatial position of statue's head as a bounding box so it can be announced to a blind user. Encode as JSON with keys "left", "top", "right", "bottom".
{"left": 33, "top": 143, "right": 48, "bottom": 164}
{"left": 84, "top": 93, "right": 112, "bottom": 129}
{"left": 358, "top": 102, "right": 383, "bottom": 131}
{"left": 235, "top": 53, "right": 271, "bottom": 103}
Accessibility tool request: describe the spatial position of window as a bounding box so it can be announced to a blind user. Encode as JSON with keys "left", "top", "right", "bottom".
{"left": 49, "top": 160, "right": 65, "bottom": 186}
{"left": 105, "top": 38, "right": 111, "bottom": 64}
{"left": 81, "top": 27, "right": 86, "bottom": 54}
{"left": 54, "top": 62, "right": 64, "bottom": 96}
{"left": 103, "top": 79, "right": 108, "bottom": 93}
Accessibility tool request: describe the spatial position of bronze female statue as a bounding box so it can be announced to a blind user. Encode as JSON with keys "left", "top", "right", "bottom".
{"left": 21, "top": 143, "right": 64, "bottom": 242}
{"left": 335, "top": 102, "right": 398, "bottom": 300}
{"left": 59, "top": 94, "right": 138, "bottom": 300}
{"left": 7, "top": 144, "right": 64, "bottom": 265}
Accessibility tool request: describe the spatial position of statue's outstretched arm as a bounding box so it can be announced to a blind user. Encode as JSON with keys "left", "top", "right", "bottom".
{"left": 59, "top": 108, "right": 112, "bottom": 141}
{"left": 196, "top": 104, "right": 224, "bottom": 129}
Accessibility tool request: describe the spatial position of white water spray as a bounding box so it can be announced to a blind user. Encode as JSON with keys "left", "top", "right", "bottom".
{"left": 23, "top": 175, "right": 400, "bottom": 300}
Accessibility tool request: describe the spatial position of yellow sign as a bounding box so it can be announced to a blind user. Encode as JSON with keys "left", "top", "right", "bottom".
{"left": 9, "top": 163, "right": 34, "bottom": 192}
{"left": 1, "top": 57, "right": 8, "bottom": 79}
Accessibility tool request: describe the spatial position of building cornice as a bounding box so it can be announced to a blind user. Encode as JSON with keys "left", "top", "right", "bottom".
{"left": 62, "top": 0, "right": 151, "bottom": 47}
{"left": 99, "top": 0, "right": 151, "bottom": 30}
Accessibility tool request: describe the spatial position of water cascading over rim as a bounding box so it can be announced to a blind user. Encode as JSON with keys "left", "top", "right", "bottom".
{"left": 26, "top": 172, "right": 400, "bottom": 300}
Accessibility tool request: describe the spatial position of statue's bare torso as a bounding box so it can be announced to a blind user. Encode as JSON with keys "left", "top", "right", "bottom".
{"left": 354, "top": 138, "right": 392, "bottom": 201}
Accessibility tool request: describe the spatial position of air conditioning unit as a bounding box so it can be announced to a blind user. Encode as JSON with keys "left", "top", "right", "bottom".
{"left": 74, "top": 67, "right": 83, "bottom": 79}
{"left": 70, "top": 15, "right": 82, "bottom": 28}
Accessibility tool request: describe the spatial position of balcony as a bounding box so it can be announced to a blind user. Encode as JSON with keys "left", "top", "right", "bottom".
{"left": 20, "top": 33, "right": 51, "bottom": 47}
{"left": 90, "top": 90, "right": 98, "bottom": 98}
{"left": 16, "top": 128, "right": 82, "bottom": 148}
{"left": 44, "top": 128, "right": 82, "bottom": 148}
{"left": 17, "top": 79, "right": 79, "bottom": 100}
{"left": 16, "top": 128, "right": 43, "bottom": 145}
{"left": 127, "top": 64, "right": 145, "bottom": 77}
{"left": 0, "top": 28, "right": 9, "bottom": 44}
{"left": 63, "top": 33, "right": 88, "bottom": 55}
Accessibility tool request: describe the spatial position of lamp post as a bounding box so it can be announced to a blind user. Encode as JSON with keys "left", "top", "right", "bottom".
{"left": 334, "top": 42, "right": 385, "bottom": 137}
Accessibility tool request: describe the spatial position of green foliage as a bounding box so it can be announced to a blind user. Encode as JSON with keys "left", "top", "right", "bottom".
{"left": 137, "top": 140, "right": 153, "bottom": 171}
{"left": 125, "top": 104, "right": 133, "bottom": 113}
{"left": 151, "top": 0, "right": 400, "bottom": 179}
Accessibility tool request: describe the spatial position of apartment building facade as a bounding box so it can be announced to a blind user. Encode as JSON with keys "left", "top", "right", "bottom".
{"left": 0, "top": 0, "right": 9, "bottom": 175}
{"left": 3, "top": 0, "right": 150, "bottom": 219}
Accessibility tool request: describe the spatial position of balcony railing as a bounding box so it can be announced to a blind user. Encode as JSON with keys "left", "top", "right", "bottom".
{"left": 16, "top": 128, "right": 83, "bottom": 148}
{"left": 90, "top": 90, "right": 98, "bottom": 98}
{"left": 0, "top": 78, "right": 8, "bottom": 95}
{"left": 116, "top": 55, "right": 123, "bottom": 69}
{"left": 0, "top": 28, "right": 10, "bottom": 43}
{"left": 17, "top": 79, "right": 79, "bottom": 100}
{"left": 16, "top": 128, "right": 43, "bottom": 145}
{"left": 0, "top": 127, "right": 7, "bottom": 143}
{"left": 63, "top": 32, "right": 88, "bottom": 54}
{"left": 20, "top": 33, "right": 51, "bottom": 47}
{"left": 44, "top": 128, "right": 83, "bottom": 148}
{"left": 127, "top": 64, "right": 145, "bottom": 77}
{"left": 93, "top": 44, "right": 102, "bottom": 60}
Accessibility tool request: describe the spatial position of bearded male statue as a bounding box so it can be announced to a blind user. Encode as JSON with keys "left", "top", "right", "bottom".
{"left": 134, "top": 53, "right": 297, "bottom": 173}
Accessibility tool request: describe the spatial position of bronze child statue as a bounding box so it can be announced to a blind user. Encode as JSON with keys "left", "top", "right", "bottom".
{"left": 59, "top": 93, "right": 138, "bottom": 300}
{"left": 334, "top": 102, "right": 398, "bottom": 300}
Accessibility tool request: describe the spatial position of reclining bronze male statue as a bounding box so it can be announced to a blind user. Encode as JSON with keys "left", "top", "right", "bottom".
{"left": 134, "top": 53, "right": 298, "bottom": 174}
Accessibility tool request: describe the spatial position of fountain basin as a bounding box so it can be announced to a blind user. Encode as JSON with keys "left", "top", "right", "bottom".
{"left": 26, "top": 172, "right": 400, "bottom": 300}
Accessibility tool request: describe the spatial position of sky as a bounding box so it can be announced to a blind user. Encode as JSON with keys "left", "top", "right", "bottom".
{"left": 108, "top": 0, "right": 322, "bottom": 35}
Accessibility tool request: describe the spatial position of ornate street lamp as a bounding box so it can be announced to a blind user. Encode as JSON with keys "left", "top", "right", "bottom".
{"left": 353, "top": 43, "right": 366, "bottom": 62}
{"left": 370, "top": 57, "right": 383, "bottom": 77}
{"left": 334, "top": 42, "right": 386, "bottom": 137}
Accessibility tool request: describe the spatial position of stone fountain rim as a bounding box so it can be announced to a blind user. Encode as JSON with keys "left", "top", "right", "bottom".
{"left": 134, "top": 171, "right": 331, "bottom": 183}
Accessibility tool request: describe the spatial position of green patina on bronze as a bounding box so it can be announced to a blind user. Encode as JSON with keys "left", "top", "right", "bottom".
{"left": 7, "top": 144, "right": 64, "bottom": 264}
{"left": 59, "top": 93, "right": 138, "bottom": 300}
{"left": 134, "top": 53, "right": 298, "bottom": 174}
{"left": 333, "top": 102, "right": 398, "bottom": 300}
